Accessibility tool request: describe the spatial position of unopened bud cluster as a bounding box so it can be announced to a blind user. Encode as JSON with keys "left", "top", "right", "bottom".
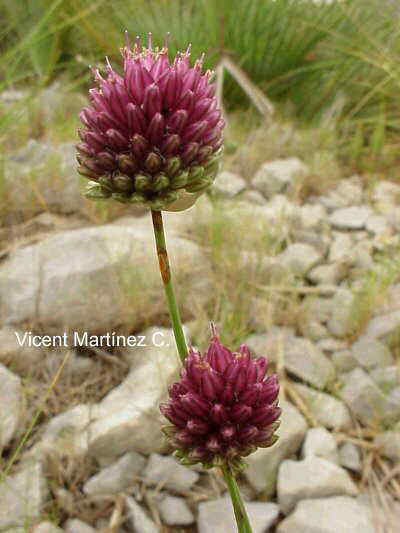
{"left": 77, "top": 33, "right": 224, "bottom": 211}
{"left": 160, "top": 328, "right": 280, "bottom": 471}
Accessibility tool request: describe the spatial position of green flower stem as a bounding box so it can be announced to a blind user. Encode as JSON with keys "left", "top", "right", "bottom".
{"left": 151, "top": 209, "right": 188, "bottom": 363}
{"left": 221, "top": 465, "right": 253, "bottom": 533}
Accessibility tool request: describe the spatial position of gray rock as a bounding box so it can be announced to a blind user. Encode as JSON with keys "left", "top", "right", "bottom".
{"left": 277, "top": 458, "right": 359, "bottom": 514}
{"left": 83, "top": 451, "right": 146, "bottom": 495}
{"left": 125, "top": 496, "right": 158, "bottom": 533}
{"left": 292, "top": 383, "right": 351, "bottom": 430}
{"left": 316, "top": 338, "right": 348, "bottom": 353}
{"left": 319, "top": 178, "right": 363, "bottom": 210}
{"left": 157, "top": 495, "right": 194, "bottom": 526}
{"left": 351, "top": 239, "right": 374, "bottom": 270}
{"left": 374, "top": 431, "right": 400, "bottom": 461}
{"left": 143, "top": 453, "right": 199, "bottom": 493}
{"left": 298, "top": 319, "right": 329, "bottom": 342}
{"left": 363, "top": 310, "right": 400, "bottom": 346}
{"left": 339, "top": 442, "right": 362, "bottom": 473}
{"left": 307, "top": 262, "right": 348, "bottom": 285}
{"left": 0, "top": 461, "right": 48, "bottom": 531}
{"left": 245, "top": 327, "right": 296, "bottom": 363}
{"left": 283, "top": 336, "right": 335, "bottom": 389}
{"left": 279, "top": 243, "right": 322, "bottom": 277}
{"left": 331, "top": 350, "right": 358, "bottom": 373}
{"left": 366, "top": 214, "right": 392, "bottom": 235}
{"left": 239, "top": 190, "right": 267, "bottom": 205}
{"left": 277, "top": 496, "right": 375, "bottom": 533}
{"left": 64, "top": 519, "right": 95, "bottom": 533}
{"left": 32, "top": 522, "right": 63, "bottom": 533}
{"left": 326, "top": 289, "right": 355, "bottom": 338}
{"left": 372, "top": 180, "right": 400, "bottom": 207}
{"left": 328, "top": 206, "right": 372, "bottom": 230}
{"left": 351, "top": 337, "right": 393, "bottom": 370}
{"left": 303, "top": 297, "right": 334, "bottom": 324}
{"left": 28, "top": 404, "right": 92, "bottom": 460}
{"left": 245, "top": 400, "right": 307, "bottom": 495}
{"left": 370, "top": 365, "right": 400, "bottom": 392}
{"left": 0, "top": 363, "right": 22, "bottom": 450}
{"left": 299, "top": 204, "right": 327, "bottom": 229}
{"left": 88, "top": 331, "right": 181, "bottom": 461}
{"left": 197, "top": 497, "right": 279, "bottom": 533}
{"left": 302, "top": 427, "right": 339, "bottom": 464}
{"left": 4, "top": 140, "right": 83, "bottom": 216}
{"left": 339, "top": 367, "right": 399, "bottom": 426}
{"left": 0, "top": 326, "right": 43, "bottom": 374}
{"left": 252, "top": 157, "right": 308, "bottom": 198}
{"left": 329, "top": 232, "right": 353, "bottom": 262}
{"left": 291, "top": 229, "right": 331, "bottom": 257}
{"left": 212, "top": 170, "right": 246, "bottom": 197}
{"left": 0, "top": 224, "right": 211, "bottom": 334}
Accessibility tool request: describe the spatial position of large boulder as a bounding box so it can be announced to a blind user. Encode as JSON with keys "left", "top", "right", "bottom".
{"left": 0, "top": 224, "right": 212, "bottom": 334}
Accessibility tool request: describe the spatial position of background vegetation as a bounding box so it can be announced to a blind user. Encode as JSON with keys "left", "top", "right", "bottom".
{"left": 1, "top": 0, "right": 400, "bottom": 172}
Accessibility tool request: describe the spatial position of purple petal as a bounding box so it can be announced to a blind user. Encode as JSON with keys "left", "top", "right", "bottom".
{"left": 237, "top": 425, "right": 259, "bottom": 442}
{"left": 143, "top": 83, "right": 162, "bottom": 118}
{"left": 192, "top": 98, "right": 213, "bottom": 121}
{"left": 167, "top": 109, "right": 188, "bottom": 134}
{"left": 146, "top": 112, "right": 165, "bottom": 146}
{"left": 205, "top": 434, "right": 221, "bottom": 452}
{"left": 106, "top": 129, "right": 129, "bottom": 151}
{"left": 220, "top": 383, "right": 235, "bottom": 405}
{"left": 126, "top": 103, "right": 146, "bottom": 135}
{"left": 131, "top": 133, "right": 149, "bottom": 159}
{"left": 160, "top": 403, "right": 187, "bottom": 428}
{"left": 250, "top": 406, "right": 281, "bottom": 427}
{"left": 220, "top": 424, "right": 236, "bottom": 441}
{"left": 182, "top": 120, "right": 208, "bottom": 143}
{"left": 239, "top": 383, "right": 262, "bottom": 406}
{"left": 230, "top": 404, "right": 252, "bottom": 424}
{"left": 186, "top": 418, "right": 210, "bottom": 435}
{"left": 161, "top": 134, "right": 181, "bottom": 156}
{"left": 210, "top": 404, "right": 229, "bottom": 425}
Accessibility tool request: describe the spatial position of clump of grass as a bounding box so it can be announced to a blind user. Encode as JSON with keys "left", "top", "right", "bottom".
{"left": 346, "top": 255, "right": 400, "bottom": 342}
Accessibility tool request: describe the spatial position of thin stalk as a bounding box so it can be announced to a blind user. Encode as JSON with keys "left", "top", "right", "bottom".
{"left": 151, "top": 209, "right": 188, "bottom": 363}
{"left": 221, "top": 464, "right": 253, "bottom": 533}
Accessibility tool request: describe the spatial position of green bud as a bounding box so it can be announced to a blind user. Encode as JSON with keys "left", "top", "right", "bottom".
{"left": 128, "top": 192, "right": 148, "bottom": 204}
{"left": 185, "top": 177, "right": 212, "bottom": 193}
{"left": 203, "top": 149, "right": 222, "bottom": 171}
{"left": 152, "top": 173, "right": 169, "bottom": 193}
{"left": 144, "top": 152, "right": 162, "bottom": 173}
{"left": 111, "top": 192, "right": 131, "bottom": 203}
{"left": 164, "top": 156, "right": 181, "bottom": 177}
{"left": 113, "top": 173, "right": 133, "bottom": 192}
{"left": 85, "top": 183, "right": 111, "bottom": 199}
{"left": 99, "top": 175, "right": 113, "bottom": 191}
{"left": 117, "top": 154, "right": 137, "bottom": 174}
{"left": 135, "top": 174, "right": 153, "bottom": 192}
{"left": 77, "top": 165, "right": 99, "bottom": 180}
{"left": 161, "top": 190, "right": 179, "bottom": 204}
{"left": 197, "top": 145, "right": 213, "bottom": 163}
{"left": 148, "top": 198, "right": 165, "bottom": 211}
{"left": 188, "top": 165, "right": 205, "bottom": 183}
{"left": 204, "top": 160, "right": 220, "bottom": 181}
{"left": 170, "top": 170, "right": 189, "bottom": 190}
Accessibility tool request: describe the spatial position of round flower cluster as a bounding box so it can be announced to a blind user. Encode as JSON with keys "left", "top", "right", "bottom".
{"left": 160, "top": 327, "right": 280, "bottom": 470}
{"left": 77, "top": 33, "right": 224, "bottom": 212}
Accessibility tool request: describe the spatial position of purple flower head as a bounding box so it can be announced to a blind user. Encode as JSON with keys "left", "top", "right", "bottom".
{"left": 160, "top": 324, "right": 280, "bottom": 471}
{"left": 77, "top": 32, "right": 224, "bottom": 211}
